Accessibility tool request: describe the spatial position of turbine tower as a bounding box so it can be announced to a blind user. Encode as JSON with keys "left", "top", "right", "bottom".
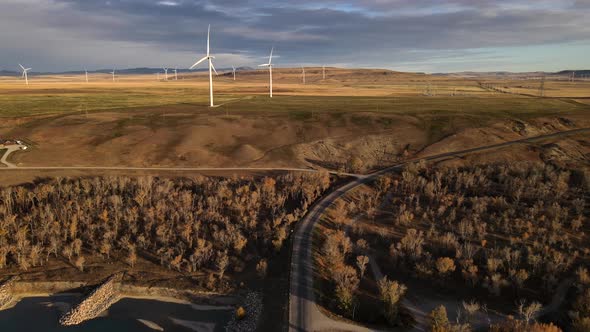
{"left": 259, "top": 47, "right": 274, "bottom": 98}
{"left": 110, "top": 69, "right": 116, "bottom": 82}
{"left": 232, "top": 66, "right": 236, "bottom": 81}
{"left": 85, "top": 68, "right": 89, "bottom": 83}
{"left": 174, "top": 68, "right": 178, "bottom": 80}
{"left": 19, "top": 64, "right": 32, "bottom": 86}
{"left": 163, "top": 68, "right": 169, "bottom": 80}
{"left": 302, "top": 66, "right": 306, "bottom": 84}
{"left": 190, "top": 24, "right": 218, "bottom": 107}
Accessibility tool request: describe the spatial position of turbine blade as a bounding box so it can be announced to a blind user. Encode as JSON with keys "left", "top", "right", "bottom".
{"left": 190, "top": 56, "right": 208, "bottom": 69}
{"left": 19, "top": 64, "right": 25, "bottom": 70}
{"left": 258, "top": 64, "right": 270, "bottom": 67}
{"left": 207, "top": 24, "right": 211, "bottom": 56}
{"left": 211, "top": 62, "right": 218, "bottom": 76}
{"left": 269, "top": 47, "right": 274, "bottom": 64}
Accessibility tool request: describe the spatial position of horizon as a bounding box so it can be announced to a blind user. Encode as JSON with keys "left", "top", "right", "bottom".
{"left": 1, "top": 0, "right": 589, "bottom": 73}
{"left": 0, "top": 66, "right": 589, "bottom": 76}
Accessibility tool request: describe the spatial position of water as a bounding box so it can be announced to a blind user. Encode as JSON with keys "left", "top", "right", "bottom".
{"left": 0, "top": 295, "right": 233, "bottom": 332}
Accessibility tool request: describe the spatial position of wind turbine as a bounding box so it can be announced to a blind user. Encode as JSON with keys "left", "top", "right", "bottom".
{"left": 19, "top": 64, "right": 32, "bottom": 86}
{"left": 232, "top": 66, "right": 236, "bottom": 81}
{"left": 302, "top": 66, "right": 306, "bottom": 84}
{"left": 259, "top": 47, "right": 274, "bottom": 98}
{"left": 85, "top": 68, "right": 89, "bottom": 83}
{"left": 174, "top": 68, "right": 178, "bottom": 80}
{"left": 163, "top": 68, "right": 169, "bottom": 80}
{"left": 110, "top": 69, "right": 116, "bottom": 82}
{"left": 190, "top": 24, "right": 218, "bottom": 107}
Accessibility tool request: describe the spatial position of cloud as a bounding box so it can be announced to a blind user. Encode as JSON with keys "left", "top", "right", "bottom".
{"left": 0, "top": 0, "right": 588, "bottom": 72}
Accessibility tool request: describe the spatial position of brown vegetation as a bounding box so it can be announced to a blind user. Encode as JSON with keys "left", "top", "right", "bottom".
{"left": 0, "top": 172, "right": 330, "bottom": 289}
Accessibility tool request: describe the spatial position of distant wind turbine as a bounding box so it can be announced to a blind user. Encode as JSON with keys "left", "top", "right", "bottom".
{"left": 302, "top": 66, "right": 306, "bottom": 84}
{"left": 163, "top": 68, "right": 169, "bottom": 80}
{"left": 85, "top": 68, "right": 89, "bottom": 83}
{"left": 259, "top": 47, "right": 274, "bottom": 98}
{"left": 110, "top": 69, "right": 116, "bottom": 82}
{"left": 190, "top": 24, "right": 218, "bottom": 107}
{"left": 19, "top": 64, "right": 32, "bottom": 86}
{"left": 232, "top": 66, "right": 236, "bottom": 81}
{"left": 174, "top": 68, "right": 178, "bottom": 80}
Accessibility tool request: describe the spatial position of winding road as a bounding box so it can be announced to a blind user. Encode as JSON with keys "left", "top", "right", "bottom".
{"left": 288, "top": 127, "right": 589, "bottom": 332}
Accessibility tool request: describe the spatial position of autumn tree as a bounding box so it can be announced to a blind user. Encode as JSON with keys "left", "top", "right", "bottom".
{"left": 377, "top": 277, "right": 407, "bottom": 325}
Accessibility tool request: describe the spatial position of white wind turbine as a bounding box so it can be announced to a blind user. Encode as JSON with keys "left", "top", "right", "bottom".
{"left": 110, "top": 69, "right": 116, "bottom": 82}
{"left": 232, "top": 65, "right": 236, "bottom": 81}
{"left": 189, "top": 24, "right": 218, "bottom": 107}
{"left": 163, "top": 67, "right": 169, "bottom": 80}
{"left": 174, "top": 68, "right": 178, "bottom": 80}
{"left": 85, "top": 68, "right": 89, "bottom": 83}
{"left": 259, "top": 47, "right": 274, "bottom": 98}
{"left": 19, "top": 64, "right": 32, "bottom": 86}
{"left": 302, "top": 66, "right": 306, "bottom": 84}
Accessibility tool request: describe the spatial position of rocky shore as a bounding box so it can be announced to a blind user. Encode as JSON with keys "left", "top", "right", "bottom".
{"left": 59, "top": 273, "right": 122, "bottom": 326}
{"left": 0, "top": 276, "right": 18, "bottom": 310}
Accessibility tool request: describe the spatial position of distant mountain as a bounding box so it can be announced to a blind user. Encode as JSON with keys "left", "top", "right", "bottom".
{"left": 0, "top": 70, "right": 19, "bottom": 76}
{"left": 434, "top": 70, "right": 589, "bottom": 77}
{"left": 553, "top": 70, "right": 590, "bottom": 76}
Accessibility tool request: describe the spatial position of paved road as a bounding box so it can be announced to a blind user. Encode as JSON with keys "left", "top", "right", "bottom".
{"left": 288, "top": 127, "right": 589, "bottom": 332}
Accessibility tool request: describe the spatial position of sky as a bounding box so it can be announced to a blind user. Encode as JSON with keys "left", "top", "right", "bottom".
{"left": 0, "top": 0, "right": 589, "bottom": 73}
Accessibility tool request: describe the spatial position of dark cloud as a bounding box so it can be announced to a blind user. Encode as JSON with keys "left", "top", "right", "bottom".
{"left": 0, "top": 0, "right": 588, "bottom": 71}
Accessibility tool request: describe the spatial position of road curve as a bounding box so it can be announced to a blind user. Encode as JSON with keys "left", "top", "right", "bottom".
{"left": 288, "top": 127, "right": 589, "bottom": 332}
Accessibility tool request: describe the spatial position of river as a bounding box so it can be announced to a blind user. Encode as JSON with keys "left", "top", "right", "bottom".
{"left": 0, "top": 295, "right": 233, "bottom": 332}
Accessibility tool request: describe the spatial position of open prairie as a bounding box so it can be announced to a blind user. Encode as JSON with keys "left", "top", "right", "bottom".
{"left": 1, "top": 68, "right": 589, "bottom": 184}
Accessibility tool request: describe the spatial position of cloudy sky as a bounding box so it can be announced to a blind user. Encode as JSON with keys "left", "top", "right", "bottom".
{"left": 1, "top": 0, "right": 589, "bottom": 72}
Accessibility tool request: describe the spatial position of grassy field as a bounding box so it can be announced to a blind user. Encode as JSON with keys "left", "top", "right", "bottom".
{"left": 0, "top": 68, "right": 588, "bottom": 176}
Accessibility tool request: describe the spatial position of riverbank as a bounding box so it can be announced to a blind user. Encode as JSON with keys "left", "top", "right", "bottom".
{"left": 0, "top": 279, "right": 239, "bottom": 332}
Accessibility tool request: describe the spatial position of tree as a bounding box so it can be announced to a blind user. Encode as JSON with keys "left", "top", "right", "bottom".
{"left": 256, "top": 259, "right": 268, "bottom": 278}
{"left": 377, "top": 277, "right": 407, "bottom": 325}
{"left": 436, "top": 257, "right": 456, "bottom": 278}
{"left": 347, "top": 156, "right": 365, "bottom": 173}
{"left": 127, "top": 247, "right": 137, "bottom": 268}
{"left": 333, "top": 265, "right": 359, "bottom": 315}
{"left": 462, "top": 300, "right": 480, "bottom": 324}
{"left": 356, "top": 255, "right": 369, "bottom": 279}
{"left": 517, "top": 300, "right": 542, "bottom": 326}
{"left": 74, "top": 256, "right": 85, "bottom": 272}
{"left": 572, "top": 317, "right": 590, "bottom": 332}
{"left": 216, "top": 251, "right": 229, "bottom": 279}
{"left": 429, "top": 305, "right": 451, "bottom": 332}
